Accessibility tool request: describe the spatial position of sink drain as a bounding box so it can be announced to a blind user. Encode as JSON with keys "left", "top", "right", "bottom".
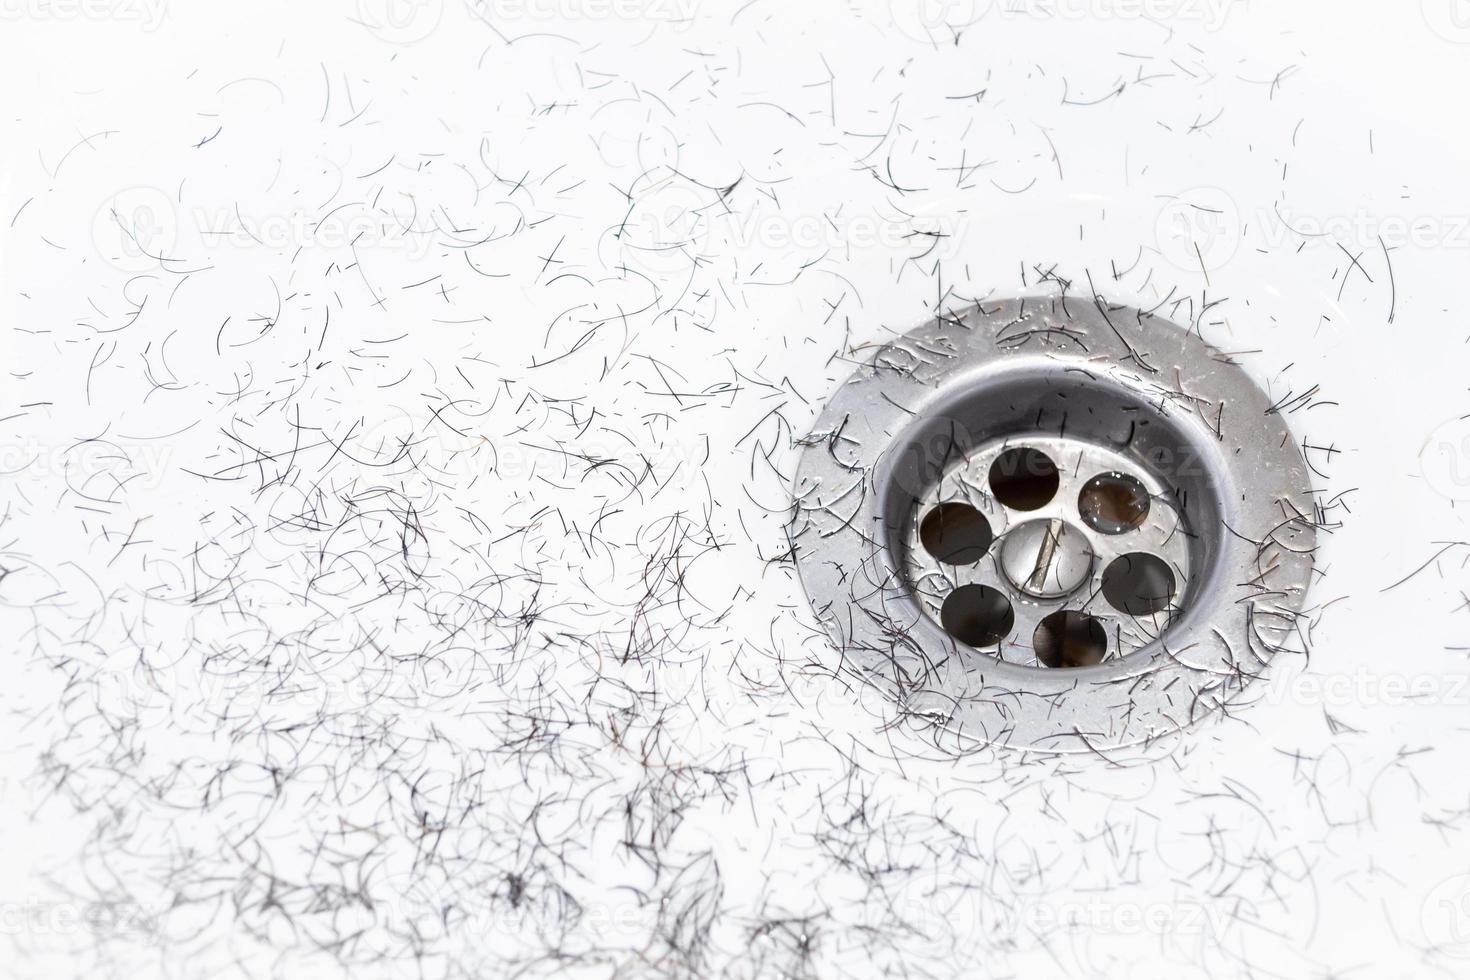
{"left": 907, "top": 433, "right": 1192, "bottom": 667}
{"left": 791, "top": 298, "right": 1318, "bottom": 751}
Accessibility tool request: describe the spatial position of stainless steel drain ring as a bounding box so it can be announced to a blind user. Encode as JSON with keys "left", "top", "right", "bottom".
{"left": 791, "top": 297, "right": 1318, "bottom": 752}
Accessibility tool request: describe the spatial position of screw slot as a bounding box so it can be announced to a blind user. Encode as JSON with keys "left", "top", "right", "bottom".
{"left": 998, "top": 519, "right": 1094, "bottom": 598}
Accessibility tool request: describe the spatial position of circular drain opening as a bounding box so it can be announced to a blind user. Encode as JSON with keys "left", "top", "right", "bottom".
{"left": 1101, "top": 553, "right": 1177, "bottom": 617}
{"left": 989, "top": 447, "right": 1059, "bottom": 511}
{"left": 1078, "top": 471, "right": 1151, "bottom": 534}
{"left": 919, "top": 502, "right": 994, "bottom": 565}
{"left": 1033, "top": 611, "right": 1108, "bottom": 668}
{"left": 940, "top": 585, "right": 1014, "bottom": 648}
{"left": 791, "top": 298, "right": 1319, "bottom": 750}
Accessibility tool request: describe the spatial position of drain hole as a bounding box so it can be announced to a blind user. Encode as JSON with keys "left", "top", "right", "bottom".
{"left": 989, "top": 447, "right": 1059, "bottom": 511}
{"left": 1033, "top": 610, "right": 1108, "bottom": 668}
{"left": 1101, "top": 553, "right": 1177, "bottom": 616}
{"left": 1078, "top": 471, "right": 1151, "bottom": 534}
{"left": 940, "top": 585, "right": 1015, "bottom": 648}
{"left": 919, "top": 502, "right": 994, "bottom": 565}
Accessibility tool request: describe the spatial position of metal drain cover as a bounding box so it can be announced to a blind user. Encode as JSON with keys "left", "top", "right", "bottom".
{"left": 791, "top": 297, "right": 1318, "bottom": 752}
